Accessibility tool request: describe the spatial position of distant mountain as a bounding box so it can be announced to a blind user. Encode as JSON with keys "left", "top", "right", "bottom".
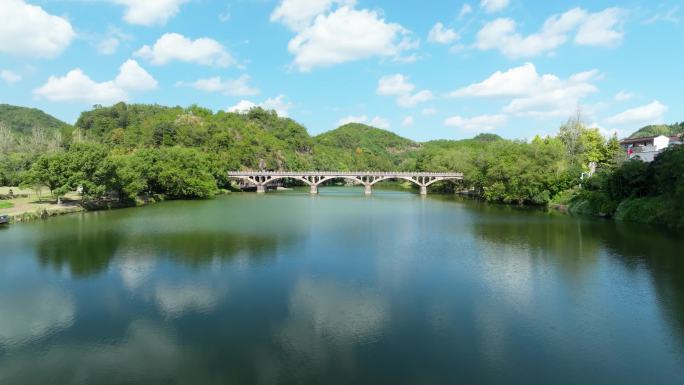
{"left": 313, "top": 123, "right": 420, "bottom": 170}
{"left": 0, "top": 104, "right": 71, "bottom": 136}
{"left": 628, "top": 122, "right": 684, "bottom": 139}
{"left": 472, "top": 133, "right": 503, "bottom": 142}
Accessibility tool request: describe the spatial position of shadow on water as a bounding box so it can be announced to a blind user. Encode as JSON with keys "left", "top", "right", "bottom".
{"left": 125, "top": 231, "right": 291, "bottom": 266}
{"left": 598, "top": 222, "right": 684, "bottom": 345}
{"left": 35, "top": 230, "right": 290, "bottom": 277}
{"left": 35, "top": 219, "right": 123, "bottom": 278}
{"left": 32, "top": 199, "right": 303, "bottom": 278}
{"left": 466, "top": 199, "right": 684, "bottom": 350}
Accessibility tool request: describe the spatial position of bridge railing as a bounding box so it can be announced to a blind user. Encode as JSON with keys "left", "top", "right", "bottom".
{"left": 227, "top": 171, "right": 464, "bottom": 177}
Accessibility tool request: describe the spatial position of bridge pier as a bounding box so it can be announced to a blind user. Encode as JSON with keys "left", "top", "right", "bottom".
{"left": 310, "top": 184, "right": 318, "bottom": 194}
{"left": 364, "top": 184, "right": 372, "bottom": 195}
{"left": 420, "top": 185, "right": 427, "bottom": 195}
{"left": 256, "top": 185, "right": 266, "bottom": 193}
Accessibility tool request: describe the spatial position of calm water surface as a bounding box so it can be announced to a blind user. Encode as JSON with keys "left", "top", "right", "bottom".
{"left": 1, "top": 187, "right": 683, "bottom": 384}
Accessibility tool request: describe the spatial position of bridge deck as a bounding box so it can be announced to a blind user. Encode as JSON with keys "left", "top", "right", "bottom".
{"left": 227, "top": 171, "right": 464, "bottom": 195}
{"left": 227, "top": 171, "right": 463, "bottom": 177}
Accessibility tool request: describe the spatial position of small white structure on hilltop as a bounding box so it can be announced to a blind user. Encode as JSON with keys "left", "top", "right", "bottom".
{"left": 620, "top": 134, "right": 682, "bottom": 162}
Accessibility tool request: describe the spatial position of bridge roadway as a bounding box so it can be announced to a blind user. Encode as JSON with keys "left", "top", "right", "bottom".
{"left": 227, "top": 171, "right": 464, "bottom": 195}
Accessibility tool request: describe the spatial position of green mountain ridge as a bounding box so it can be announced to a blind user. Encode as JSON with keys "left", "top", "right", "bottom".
{"left": 627, "top": 122, "right": 684, "bottom": 139}
{"left": 1, "top": 102, "right": 679, "bottom": 146}
{"left": 313, "top": 123, "right": 420, "bottom": 170}
{"left": 0, "top": 104, "right": 71, "bottom": 136}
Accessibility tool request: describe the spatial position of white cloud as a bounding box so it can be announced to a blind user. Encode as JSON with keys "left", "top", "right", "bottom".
{"left": 428, "top": 22, "right": 459, "bottom": 44}
{"left": 336, "top": 114, "right": 388, "bottom": 128}
{"left": 286, "top": 6, "right": 417, "bottom": 71}
{"left": 604, "top": 100, "right": 668, "bottom": 126}
{"left": 1, "top": 70, "right": 21, "bottom": 84}
{"left": 575, "top": 8, "right": 625, "bottom": 47}
{"left": 422, "top": 107, "right": 437, "bottom": 115}
{"left": 218, "top": 4, "right": 232, "bottom": 22}
{"left": 97, "top": 38, "right": 120, "bottom": 55}
{"left": 227, "top": 100, "right": 258, "bottom": 113}
{"left": 377, "top": 74, "right": 415, "bottom": 96}
{"left": 270, "top": 0, "right": 356, "bottom": 31}
{"left": 450, "top": 63, "right": 600, "bottom": 118}
{"left": 614, "top": 91, "right": 633, "bottom": 101}
{"left": 112, "top": 0, "right": 188, "bottom": 26}
{"left": 261, "top": 95, "right": 293, "bottom": 117}
{"left": 377, "top": 74, "right": 432, "bottom": 108}
{"left": 444, "top": 114, "right": 507, "bottom": 132}
{"left": 474, "top": 7, "right": 625, "bottom": 58}
{"left": 33, "top": 60, "right": 157, "bottom": 104}
{"left": 177, "top": 75, "right": 259, "bottom": 96}
{"left": 135, "top": 33, "right": 233, "bottom": 67}
{"left": 370, "top": 116, "right": 390, "bottom": 129}
{"left": 589, "top": 122, "right": 625, "bottom": 139}
{"left": 397, "top": 90, "right": 433, "bottom": 108}
{"left": 450, "top": 62, "right": 547, "bottom": 97}
{"left": 227, "top": 95, "right": 292, "bottom": 117}
{"left": 643, "top": 6, "right": 680, "bottom": 25}
{"left": 34, "top": 70, "right": 127, "bottom": 104}
{"left": 218, "top": 11, "right": 231, "bottom": 22}
{"left": 481, "top": 0, "right": 509, "bottom": 13}
{"left": 338, "top": 114, "right": 367, "bottom": 126}
{"left": 459, "top": 4, "right": 473, "bottom": 18}
{"left": 114, "top": 60, "right": 158, "bottom": 92}
{"left": 402, "top": 116, "right": 414, "bottom": 126}
{"left": 95, "top": 28, "right": 132, "bottom": 56}
{"left": 0, "top": 0, "right": 75, "bottom": 58}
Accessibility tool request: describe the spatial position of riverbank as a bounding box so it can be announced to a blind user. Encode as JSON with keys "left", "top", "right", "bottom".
{"left": 1, "top": 184, "right": 678, "bottom": 229}
{"left": 0, "top": 187, "right": 86, "bottom": 223}
{"left": 0, "top": 186, "right": 235, "bottom": 224}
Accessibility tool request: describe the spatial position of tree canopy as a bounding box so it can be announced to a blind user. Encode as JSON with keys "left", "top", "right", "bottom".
{"left": 3, "top": 102, "right": 682, "bottom": 227}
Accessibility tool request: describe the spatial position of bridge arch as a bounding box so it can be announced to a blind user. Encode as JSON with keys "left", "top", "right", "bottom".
{"left": 369, "top": 176, "right": 424, "bottom": 187}
{"left": 425, "top": 177, "right": 463, "bottom": 186}
{"left": 316, "top": 176, "right": 367, "bottom": 186}
{"left": 260, "top": 175, "right": 313, "bottom": 187}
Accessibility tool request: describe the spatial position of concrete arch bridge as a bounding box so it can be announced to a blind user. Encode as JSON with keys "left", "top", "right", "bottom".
{"left": 227, "top": 171, "right": 464, "bottom": 195}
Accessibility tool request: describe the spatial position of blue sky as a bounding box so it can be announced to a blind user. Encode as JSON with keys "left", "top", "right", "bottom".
{"left": 0, "top": 0, "right": 682, "bottom": 141}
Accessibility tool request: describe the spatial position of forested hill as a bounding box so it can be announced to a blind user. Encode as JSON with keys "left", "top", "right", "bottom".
{"left": 314, "top": 123, "right": 420, "bottom": 170}
{"left": 74, "top": 103, "right": 316, "bottom": 170}
{"left": 0, "top": 104, "right": 71, "bottom": 136}
{"left": 72, "top": 103, "right": 422, "bottom": 171}
{"left": 628, "top": 122, "right": 684, "bottom": 138}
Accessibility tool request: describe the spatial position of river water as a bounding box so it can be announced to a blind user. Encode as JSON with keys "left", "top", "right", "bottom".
{"left": 1, "top": 187, "right": 683, "bottom": 384}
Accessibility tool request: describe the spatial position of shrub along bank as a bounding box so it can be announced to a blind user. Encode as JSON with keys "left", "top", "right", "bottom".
{"left": 569, "top": 145, "right": 684, "bottom": 228}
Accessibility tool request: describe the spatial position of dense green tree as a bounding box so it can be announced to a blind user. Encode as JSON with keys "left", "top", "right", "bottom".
{"left": 22, "top": 153, "right": 71, "bottom": 202}
{"left": 153, "top": 147, "right": 217, "bottom": 199}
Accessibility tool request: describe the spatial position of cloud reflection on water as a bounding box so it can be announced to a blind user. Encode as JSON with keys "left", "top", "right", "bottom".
{"left": 0, "top": 286, "right": 75, "bottom": 347}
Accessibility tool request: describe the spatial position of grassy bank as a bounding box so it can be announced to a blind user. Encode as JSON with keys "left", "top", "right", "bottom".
{"left": 1, "top": 186, "right": 85, "bottom": 223}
